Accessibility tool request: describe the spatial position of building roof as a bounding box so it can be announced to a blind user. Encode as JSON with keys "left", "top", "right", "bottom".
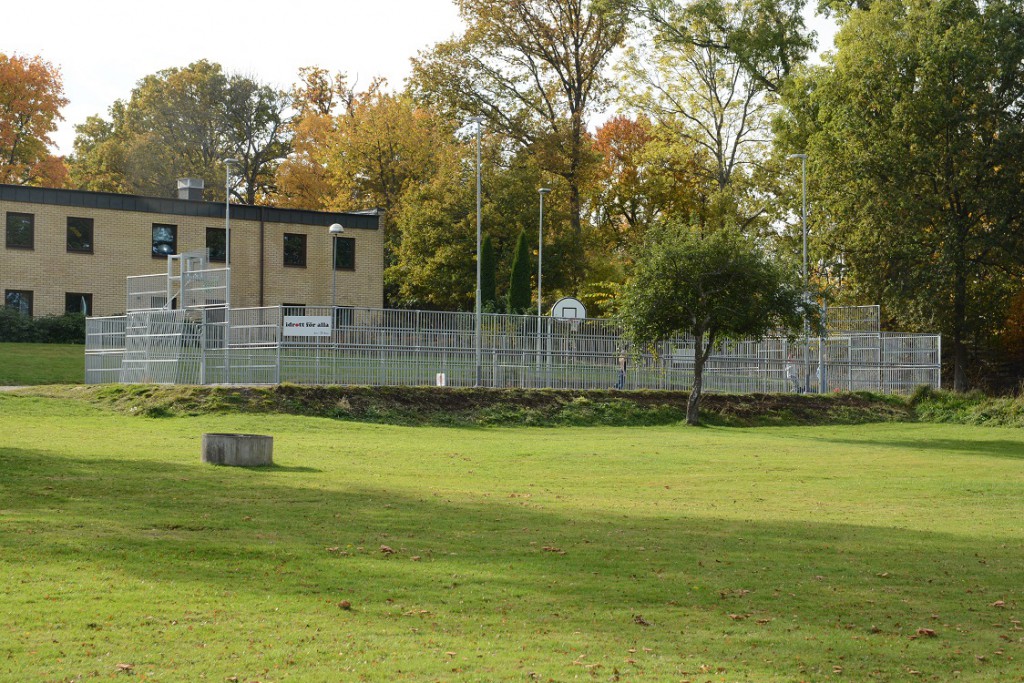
{"left": 0, "top": 184, "right": 379, "bottom": 230}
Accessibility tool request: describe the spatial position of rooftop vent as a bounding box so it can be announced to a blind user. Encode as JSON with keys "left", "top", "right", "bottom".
{"left": 177, "top": 178, "right": 205, "bottom": 201}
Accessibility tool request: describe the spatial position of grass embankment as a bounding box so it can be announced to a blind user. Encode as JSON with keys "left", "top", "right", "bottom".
{"left": 2, "top": 392, "right": 1024, "bottom": 681}
{"left": 29, "top": 383, "right": 914, "bottom": 428}
{"left": 0, "top": 342, "right": 84, "bottom": 385}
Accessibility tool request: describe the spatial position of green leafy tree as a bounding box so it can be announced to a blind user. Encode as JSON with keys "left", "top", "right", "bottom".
{"left": 481, "top": 233, "right": 498, "bottom": 312}
{"left": 69, "top": 60, "right": 291, "bottom": 202}
{"left": 637, "top": 0, "right": 814, "bottom": 95}
{"left": 621, "top": 0, "right": 807, "bottom": 239}
{"left": 775, "top": 0, "right": 1024, "bottom": 390}
{"left": 621, "top": 222, "right": 808, "bottom": 424}
{"left": 507, "top": 230, "right": 532, "bottom": 314}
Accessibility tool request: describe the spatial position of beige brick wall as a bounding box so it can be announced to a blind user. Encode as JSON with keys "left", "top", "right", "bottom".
{"left": 1, "top": 198, "right": 383, "bottom": 317}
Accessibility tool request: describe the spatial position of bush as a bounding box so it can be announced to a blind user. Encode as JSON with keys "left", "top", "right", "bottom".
{"left": 0, "top": 309, "right": 86, "bottom": 344}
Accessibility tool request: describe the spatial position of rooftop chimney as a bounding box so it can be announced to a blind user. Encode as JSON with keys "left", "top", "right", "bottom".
{"left": 177, "top": 178, "right": 205, "bottom": 201}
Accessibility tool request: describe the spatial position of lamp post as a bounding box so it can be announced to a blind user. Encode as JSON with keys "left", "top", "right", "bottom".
{"left": 223, "top": 158, "right": 238, "bottom": 304}
{"left": 536, "top": 187, "right": 551, "bottom": 369}
{"left": 469, "top": 115, "right": 485, "bottom": 387}
{"left": 223, "top": 158, "right": 238, "bottom": 383}
{"left": 329, "top": 223, "right": 345, "bottom": 309}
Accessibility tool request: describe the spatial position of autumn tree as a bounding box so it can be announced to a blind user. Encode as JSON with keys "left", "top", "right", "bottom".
{"left": 0, "top": 53, "right": 68, "bottom": 186}
{"left": 775, "top": 0, "right": 1024, "bottom": 390}
{"left": 592, "top": 114, "right": 701, "bottom": 254}
{"left": 274, "top": 67, "right": 349, "bottom": 210}
{"left": 411, "top": 0, "right": 630, "bottom": 292}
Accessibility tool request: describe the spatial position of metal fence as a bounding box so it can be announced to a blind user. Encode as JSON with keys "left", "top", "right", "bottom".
{"left": 85, "top": 304, "right": 941, "bottom": 394}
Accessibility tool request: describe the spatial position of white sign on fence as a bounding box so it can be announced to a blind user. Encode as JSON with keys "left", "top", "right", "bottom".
{"left": 283, "top": 316, "right": 332, "bottom": 337}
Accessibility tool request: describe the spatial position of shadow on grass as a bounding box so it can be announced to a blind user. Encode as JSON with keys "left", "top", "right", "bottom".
{"left": 2, "top": 445, "right": 1022, "bottom": 680}
{"left": 244, "top": 464, "right": 323, "bottom": 473}
{"left": 814, "top": 436, "right": 1024, "bottom": 460}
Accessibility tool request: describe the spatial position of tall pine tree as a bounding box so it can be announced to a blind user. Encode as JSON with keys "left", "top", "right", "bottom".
{"left": 480, "top": 233, "right": 497, "bottom": 312}
{"left": 507, "top": 230, "right": 532, "bottom": 314}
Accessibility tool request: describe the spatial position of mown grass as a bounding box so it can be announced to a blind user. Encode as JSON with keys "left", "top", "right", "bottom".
{"left": 0, "top": 343, "right": 84, "bottom": 385}
{"left": 2, "top": 393, "right": 1023, "bottom": 681}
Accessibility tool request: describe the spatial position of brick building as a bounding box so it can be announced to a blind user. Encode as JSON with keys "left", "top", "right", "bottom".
{"left": 1, "top": 183, "right": 383, "bottom": 317}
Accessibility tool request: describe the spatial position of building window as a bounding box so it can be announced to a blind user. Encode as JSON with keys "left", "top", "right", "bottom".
{"left": 152, "top": 224, "right": 177, "bottom": 257}
{"left": 333, "top": 237, "right": 356, "bottom": 270}
{"left": 67, "top": 217, "right": 94, "bottom": 253}
{"left": 6, "top": 212, "right": 34, "bottom": 250}
{"left": 4, "top": 289, "right": 33, "bottom": 316}
{"left": 65, "top": 292, "right": 93, "bottom": 315}
{"left": 283, "top": 233, "right": 306, "bottom": 267}
{"left": 206, "top": 227, "right": 227, "bottom": 263}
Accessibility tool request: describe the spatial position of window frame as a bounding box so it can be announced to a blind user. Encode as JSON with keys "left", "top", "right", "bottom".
{"left": 65, "top": 292, "right": 93, "bottom": 315}
{"left": 333, "top": 236, "right": 356, "bottom": 271}
{"left": 152, "top": 223, "right": 178, "bottom": 258}
{"left": 5, "top": 212, "right": 34, "bottom": 250}
{"left": 4, "top": 289, "right": 33, "bottom": 316}
{"left": 206, "top": 227, "right": 228, "bottom": 263}
{"left": 283, "top": 233, "right": 307, "bottom": 268}
{"left": 66, "top": 216, "right": 95, "bottom": 254}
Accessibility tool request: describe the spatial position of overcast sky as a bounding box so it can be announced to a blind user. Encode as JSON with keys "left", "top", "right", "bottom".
{"left": 5, "top": 0, "right": 834, "bottom": 156}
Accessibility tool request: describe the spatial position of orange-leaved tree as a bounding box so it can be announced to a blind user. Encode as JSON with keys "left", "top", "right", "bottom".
{"left": 0, "top": 53, "right": 68, "bottom": 186}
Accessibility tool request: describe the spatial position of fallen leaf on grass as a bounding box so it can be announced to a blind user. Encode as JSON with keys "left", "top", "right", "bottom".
{"left": 380, "top": 545, "right": 396, "bottom": 555}
{"left": 542, "top": 545, "right": 565, "bottom": 554}
{"left": 916, "top": 628, "right": 937, "bottom": 637}
{"left": 728, "top": 613, "right": 748, "bottom": 621}
{"left": 992, "top": 600, "right": 1006, "bottom": 608}
{"left": 116, "top": 663, "right": 133, "bottom": 672}
{"left": 338, "top": 600, "right": 352, "bottom": 610}
{"left": 633, "top": 614, "right": 651, "bottom": 626}
{"left": 411, "top": 555, "right": 421, "bottom": 561}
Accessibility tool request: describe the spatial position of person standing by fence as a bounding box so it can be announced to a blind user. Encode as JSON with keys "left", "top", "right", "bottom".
{"left": 615, "top": 350, "right": 627, "bottom": 390}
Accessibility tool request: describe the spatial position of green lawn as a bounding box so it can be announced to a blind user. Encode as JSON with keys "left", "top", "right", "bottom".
{"left": 2, "top": 394, "right": 1023, "bottom": 681}
{"left": 0, "top": 343, "right": 84, "bottom": 385}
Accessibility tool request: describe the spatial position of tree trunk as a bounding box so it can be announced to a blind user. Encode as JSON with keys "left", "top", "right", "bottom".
{"left": 952, "top": 224, "right": 969, "bottom": 392}
{"left": 687, "top": 335, "right": 710, "bottom": 425}
{"left": 568, "top": 173, "right": 583, "bottom": 293}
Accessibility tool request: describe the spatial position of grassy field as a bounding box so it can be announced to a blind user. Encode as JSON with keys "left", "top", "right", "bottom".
{"left": 0, "top": 343, "right": 84, "bottom": 385}
{"left": 2, "top": 394, "right": 1023, "bottom": 682}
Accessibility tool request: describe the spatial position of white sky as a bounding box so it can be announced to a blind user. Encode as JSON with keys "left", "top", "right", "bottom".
{"left": 4, "top": 0, "right": 834, "bottom": 157}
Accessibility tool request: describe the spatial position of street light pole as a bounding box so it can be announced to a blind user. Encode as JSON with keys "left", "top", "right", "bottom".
{"left": 469, "top": 116, "right": 485, "bottom": 387}
{"left": 329, "top": 223, "right": 345, "bottom": 309}
{"left": 223, "top": 158, "right": 238, "bottom": 383}
{"left": 537, "top": 187, "right": 551, "bottom": 370}
{"left": 224, "top": 158, "right": 238, "bottom": 306}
